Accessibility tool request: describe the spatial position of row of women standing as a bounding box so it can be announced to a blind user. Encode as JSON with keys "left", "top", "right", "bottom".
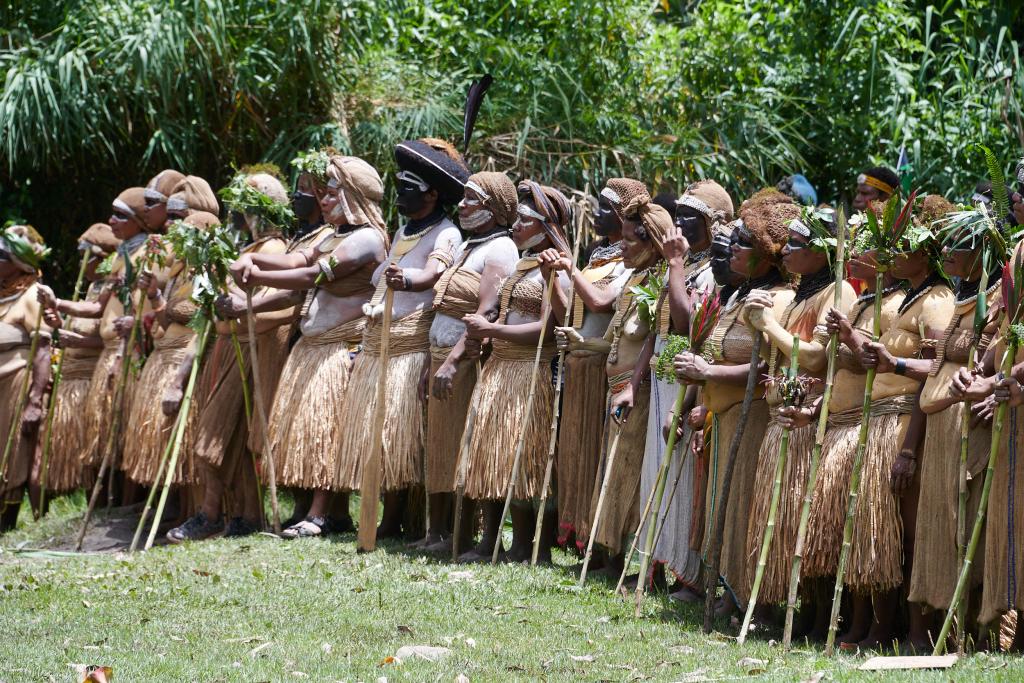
{"left": 3, "top": 144, "right": 1023, "bottom": 651}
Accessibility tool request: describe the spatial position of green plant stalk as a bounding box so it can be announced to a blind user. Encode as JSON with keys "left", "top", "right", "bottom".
{"left": 75, "top": 290, "right": 148, "bottom": 551}
{"left": 703, "top": 335, "right": 764, "bottom": 633}
{"left": 144, "top": 319, "right": 213, "bottom": 550}
{"left": 954, "top": 265, "right": 989, "bottom": 652}
{"left": 228, "top": 321, "right": 252, "bottom": 421}
{"left": 128, "top": 395, "right": 188, "bottom": 552}
{"left": 246, "top": 289, "right": 280, "bottom": 533}
{"left": 0, "top": 306, "right": 45, "bottom": 500}
{"left": 738, "top": 336, "right": 800, "bottom": 646}
{"left": 783, "top": 223, "right": 847, "bottom": 649}
{"left": 38, "top": 252, "right": 93, "bottom": 518}
{"left": 633, "top": 387, "right": 687, "bottom": 616}
{"left": 491, "top": 273, "right": 557, "bottom": 565}
{"left": 616, "top": 433, "right": 675, "bottom": 595}
{"left": 933, "top": 344, "right": 1016, "bottom": 655}
{"left": 825, "top": 268, "right": 885, "bottom": 655}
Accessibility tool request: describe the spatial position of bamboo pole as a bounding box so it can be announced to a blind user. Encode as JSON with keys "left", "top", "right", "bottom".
{"left": 246, "top": 290, "right": 281, "bottom": 533}
{"left": 738, "top": 336, "right": 801, "bottom": 645}
{"left": 491, "top": 273, "right": 557, "bottom": 564}
{"left": 37, "top": 252, "right": 90, "bottom": 518}
{"left": 782, "top": 220, "right": 847, "bottom": 648}
{"left": 578, "top": 420, "right": 623, "bottom": 585}
{"left": 530, "top": 237, "right": 583, "bottom": 565}
{"left": 357, "top": 288, "right": 395, "bottom": 552}
{"left": 75, "top": 287, "right": 147, "bottom": 551}
{"left": 0, "top": 307, "right": 45, "bottom": 497}
{"left": 616, "top": 441, "right": 673, "bottom": 594}
{"left": 633, "top": 389, "right": 689, "bottom": 615}
{"left": 450, "top": 360, "right": 481, "bottom": 562}
{"left": 143, "top": 319, "right": 213, "bottom": 550}
{"left": 825, "top": 268, "right": 885, "bottom": 655}
{"left": 647, "top": 427, "right": 695, "bottom": 570}
{"left": 933, "top": 345, "right": 1017, "bottom": 654}
{"left": 128, "top": 407, "right": 184, "bottom": 552}
{"left": 703, "top": 335, "right": 763, "bottom": 632}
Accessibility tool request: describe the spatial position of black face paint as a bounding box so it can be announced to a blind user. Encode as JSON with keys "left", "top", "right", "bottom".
{"left": 675, "top": 205, "right": 708, "bottom": 247}
{"left": 291, "top": 191, "right": 318, "bottom": 221}
{"left": 593, "top": 196, "right": 620, "bottom": 237}
{"left": 711, "top": 235, "right": 732, "bottom": 286}
{"left": 396, "top": 180, "right": 428, "bottom": 217}
{"left": 230, "top": 211, "right": 246, "bottom": 232}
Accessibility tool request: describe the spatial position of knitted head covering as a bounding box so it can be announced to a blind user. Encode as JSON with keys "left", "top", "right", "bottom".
{"left": 1, "top": 224, "right": 49, "bottom": 273}
{"left": 622, "top": 195, "right": 674, "bottom": 256}
{"left": 79, "top": 223, "right": 120, "bottom": 257}
{"left": 465, "top": 171, "right": 518, "bottom": 228}
{"left": 738, "top": 189, "right": 799, "bottom": 261}
{"left": 517, "top": 180, "right": 571, "bottom": 253}
{"left": 602, "top": 178, "right": 650, "bottom": 219}
{"left": 113, "top": 187, "right": 149, "bottom": 230}
{"left": 677, "top": 179, "right": 735, "bottom": 228}
{"left": 326, "top": 155, "right": 388, "bottom": 248}
{"left": 182, "top": 211, "right": 221, "bottom": 232}
{"left": 168, "top": 176, "right": 219, "bottom": 215}
{"left": 144, "top": 169, "right": 186, "bottom": 204}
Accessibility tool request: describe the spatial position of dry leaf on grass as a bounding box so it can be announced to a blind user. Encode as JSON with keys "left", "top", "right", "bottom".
{"left": 393, "top": 645, "right": 452, "bottom": 662}
{"left": 675, "top": 671, "right": 709, "bottom": 683}
{"left": 249, "top": 642, "right": 273, "bottom": 658}
{"left": 570, "top": 654, "right": 596, "bottom": 663}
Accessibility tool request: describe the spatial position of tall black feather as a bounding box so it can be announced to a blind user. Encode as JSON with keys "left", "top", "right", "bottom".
{"left": 462, "top": 74, "right": 493, "bottom": 154}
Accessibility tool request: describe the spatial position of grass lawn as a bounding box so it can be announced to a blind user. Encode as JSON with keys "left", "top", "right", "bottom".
{"left": 1, "top": 494, "right": 1022, "bottom": 681}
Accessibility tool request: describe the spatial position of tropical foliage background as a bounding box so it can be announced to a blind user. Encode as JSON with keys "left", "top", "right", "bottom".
{"left": 1, "top": 0, "right": 1023, "bottom": 287}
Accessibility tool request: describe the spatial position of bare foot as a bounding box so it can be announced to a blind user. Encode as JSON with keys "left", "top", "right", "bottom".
{"left": 669, "top": 586, "right": 704, "bottom": 603}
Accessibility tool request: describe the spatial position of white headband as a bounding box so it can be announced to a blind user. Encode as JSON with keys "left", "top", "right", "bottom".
{"left": 112, "top": 198, "right": 136, "bottom": 217}
{"left": 676, "top": 194, "right": 714, "bottom": 219}
{"left": 517, "top": 204, "right": 547, "bottom": 223}
{"left": 144, "top": 187, "right": 167, "bottom": 203}
{"left": 396, "top": 170, "right": 429, "bottom": 192}
{"left": 465, "top": 180, "right": 491, "bottom": 202}
{"left": 166, "top": 195, "right": 188, "bottom": 212}
{"left": 600, "top": 187, "right": 621, "bottom": 205}
{"left": 789, "top": 219, "right": 811, "bottom": 237}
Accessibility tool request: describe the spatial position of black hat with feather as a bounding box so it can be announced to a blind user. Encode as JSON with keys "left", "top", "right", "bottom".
{"left": 393, "top": 138, "right": 471, "bottom": 207}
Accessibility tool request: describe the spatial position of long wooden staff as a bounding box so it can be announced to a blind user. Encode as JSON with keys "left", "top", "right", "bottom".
{"left": 738, "top": 336, "right": 801, "bottom": 645}
{"left": 37, "top": 253, "right": 91, "bottom": 517}
{"left": 702, "top": 334, "right": 763, "bottom": 632}
{"left": 0, "top": 305, "right": 45, "bottom": 507}
{"left": 128, "top": 403, "right": 185, "bottom": 551}
{"left": 491, "top": 272, "right": 557, "bottom": 564}
{"left": 782, "top": 216, "right": 847, "bottom": 648}
{"left": 75, "top": 285, "right": 147, "bottom": 551}
{"left": 143, "top": 318, "right": 213, "bottom": 550}
{"left": 639, "top": 426, "right": 696, "bottom": 595}
{"left": 357, "top": 287, "right": 395, "bottom": 552}
{"left": 633, "top": 390, "right": 691, "bottom": 616}
{"left": 450, "top": 360, "right": 481, "bottom": 561}
{"left": 615, "top": 442, "right": 672, "bottom": 594}
{"left": 578, "top": 419, "right": 624, "bottom": 585}
{"left": 530, "top": 237, "right": 583, "bottom": 565}
{"left": 246, "top": 290, "right": 281, "bottom": 533}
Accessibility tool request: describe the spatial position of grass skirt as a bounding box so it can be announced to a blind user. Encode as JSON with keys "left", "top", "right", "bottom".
{"left": 588, "top": 387, "right": 650, "bottom": 555}
{"left": 424, "top": 349, "right": 476, "bottom": 494}
{"left": 702, "top": 399, "right": 769, "bottom": 605}
{"left": 81, "top": 340, "right": 124, "bottom": 468}
{"left": 802, "top": 413, "right": 860, "bottom": 579}
{"left": 0, "top": 366, "right": 30, "bottom": 501}
{"left": 744, "top": 413, "right": 815, "bottom": 604}
{"left": 910, "top": 402, "right": 988, "bottom": 611}
{"left": 193, "top": 336, "right": 249, "bottom": 471}
{"left": 845, "top": 410, "right": 910, "bottom": 593}
{"left": 463, "top": 343, "right": 556, "bottom": 501}
{"left": 45, "top": 353, "right": 99, "bottom": 493}
{"left": 980, "top": 406, "right": 1024, "bottom": 625}
{"left": 555, "top": 351, "right": 607, "bottom": 545}
{"left": 122, "top": 335, "right": 193, "bottom": 486}
{"left": 245, "top": 325, "right": 291, "bottom": 455}
{"left": 269, "top": 333, "right": 354, "bottom": 490}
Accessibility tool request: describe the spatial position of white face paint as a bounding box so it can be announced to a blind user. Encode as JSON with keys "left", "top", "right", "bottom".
{"left": 461, "top": 208, "right": 494, "bottom": 231}
{"left": 517, "top": 229, "right": 547, "bottom": 251}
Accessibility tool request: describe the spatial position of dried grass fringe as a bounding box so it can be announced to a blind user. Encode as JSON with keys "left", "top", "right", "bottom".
{"left": 425, "top": 350, "right": 476, "bottom": 493}
{"left": 47, "top": 354, "right": 99, "bottom": 493}
{"left": 193, "top": 337, "right": 248, "bottom": 469}
{"left": 0, "top": 366, "right": 29, "bottom": 498}
{"left": 245, "top": 325, "right": 291, "bottom": 454}
{"left": 910, "top": 402, "right": 988, "bottom": 611}
{"left": 81, "top": 341, "right": 123, "bottom": 468}
{"left": 556, "top": 351, "right": 607, "bottom": 545}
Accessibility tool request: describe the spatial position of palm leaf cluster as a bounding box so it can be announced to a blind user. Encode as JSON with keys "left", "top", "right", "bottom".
{"left": 164, "top": 219, "right": 244, "bottom": 332}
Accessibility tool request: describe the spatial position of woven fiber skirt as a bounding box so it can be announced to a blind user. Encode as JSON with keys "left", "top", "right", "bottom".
{"left": 269, "top": 324, "right": 358, "bottom": 491}
{"left": 122, "top": 334, "right": 194, "bottom": 486}
{"left": 45, "top": 353, "right": 99, "bottom": 493}
{"left": 0, "top": 366, "right": 30, "bottom": 501}
{"left": 81, "top": 339, "right": 126, "bottom": 468}
{"left": 424, "top": 348, "right": 476, "bottom": 494}
{"left": 245, "top": 325, "right": 291, "bottom": 456}
{"left": 910, "top": 402, "right": 988, "bottom": 611}
{"left": 744, "top": 412, "right": 816, "bottom": 604}
{"left": 980, "top": 406, "right": 1024, "bottom": 625}
{"left": 703, "top": 399, "right": 770, "bottom": 605}
{"left": 555, "top": 350, "right": 607, "bottom": 545}
{"left": 463, "top": 340, "right": 556, "bottom": 501}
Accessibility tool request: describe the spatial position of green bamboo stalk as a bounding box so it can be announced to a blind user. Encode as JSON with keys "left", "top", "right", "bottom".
{"left": 782, "top": 219, "right": 847, "bottom": 649}
{"left": 824, "top": 268, "right": 885, "bottom": 655}
{"left": 579, "top": 420, "right": 623, "bottom": 585}
{"left": 933, "top": 344, "right": 1016, "bottom": 655}
{"left": 633, "top": 388, "right": 687, "bottom": 616}
{"left": 703, "top": 335, "right": 763, "bottom": 633}
{"left": 143, "top": 319, "right": 213, "bottom": 550}
{"left": 37, "top": 251, "right": 91, "bottom": 519}
{"left": 738, "top": 336, "right": 801, "bottom": 645}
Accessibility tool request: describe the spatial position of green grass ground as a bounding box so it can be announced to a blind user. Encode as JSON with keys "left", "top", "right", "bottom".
{"left": 2, "top": 495, "right": 1023, "bottom": 681}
